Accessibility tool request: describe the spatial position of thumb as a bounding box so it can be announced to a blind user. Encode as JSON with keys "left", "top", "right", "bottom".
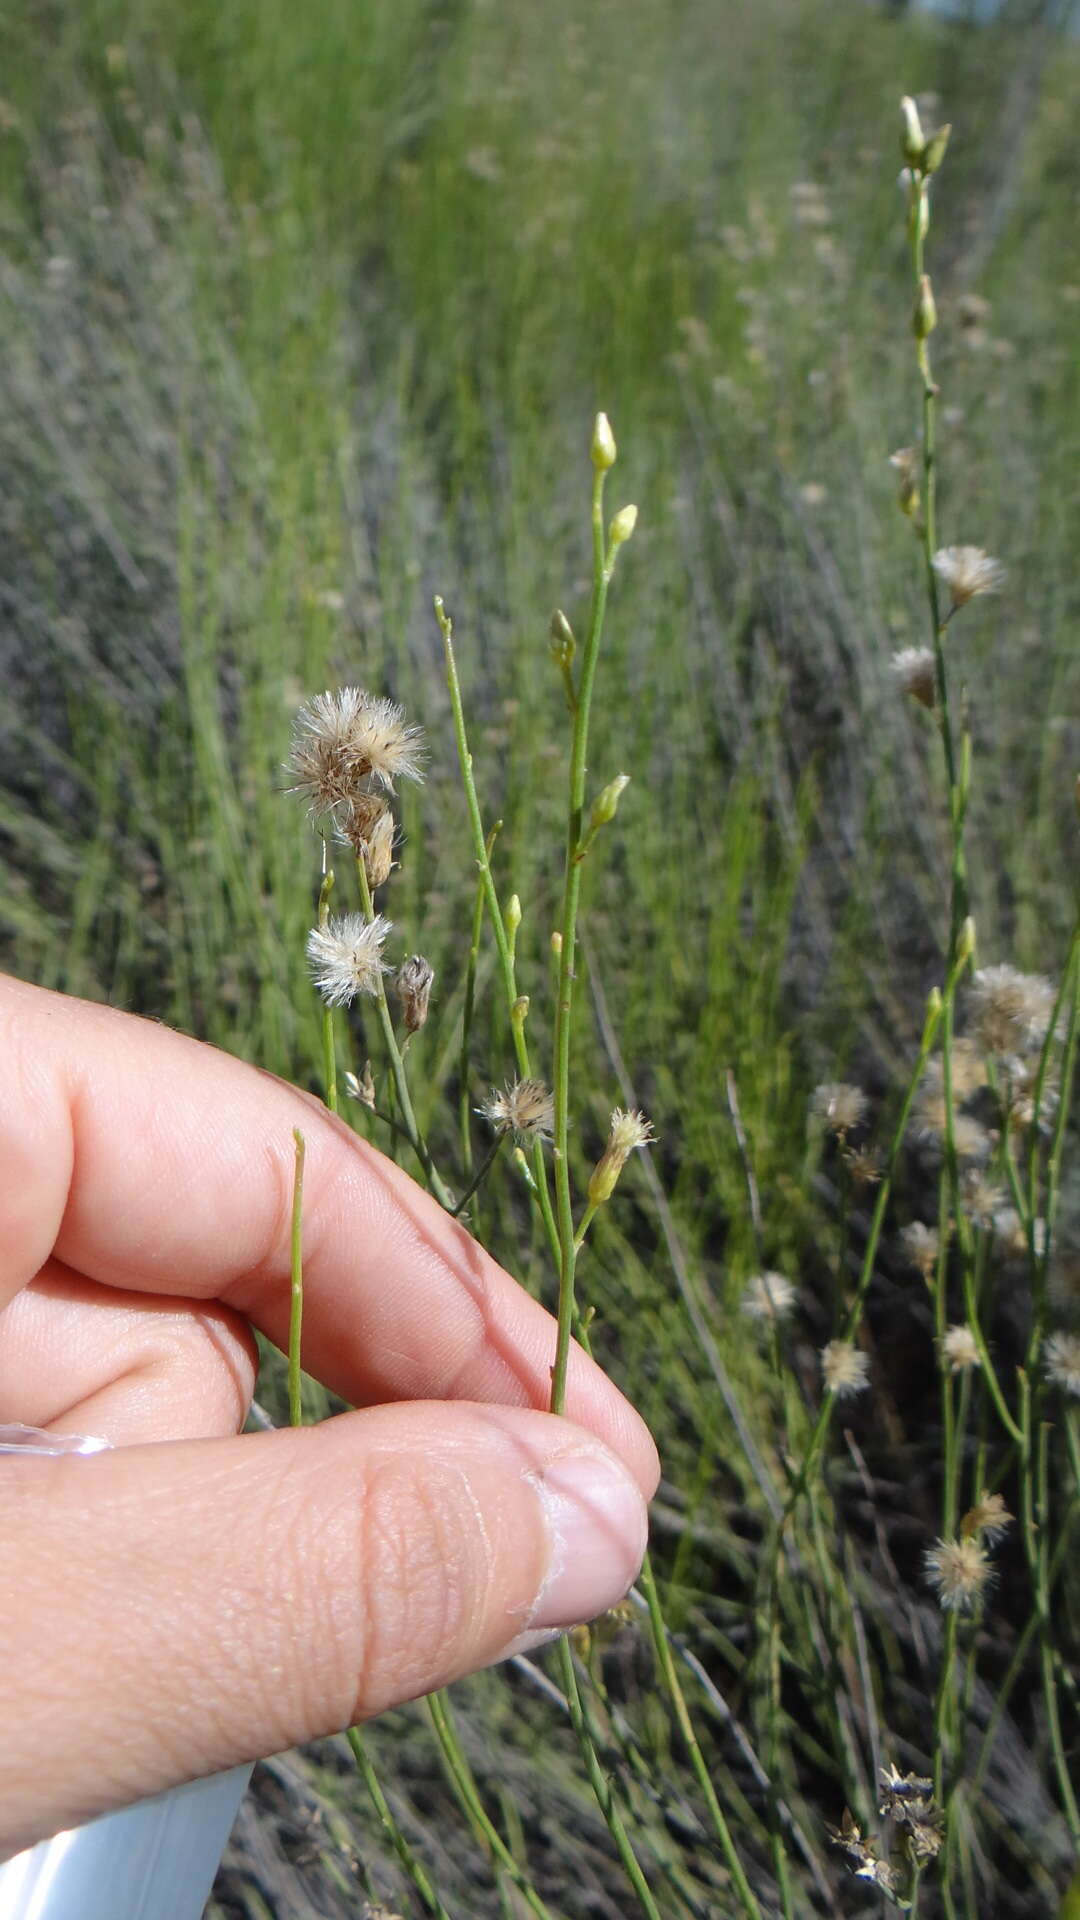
{"left": 0, "top": 1402, "right": 651, "bottom": 1855}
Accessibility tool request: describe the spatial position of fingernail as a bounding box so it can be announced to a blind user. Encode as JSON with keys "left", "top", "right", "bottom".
{"left": 528, "top": 1450, "right": 648, "bottom": 1632}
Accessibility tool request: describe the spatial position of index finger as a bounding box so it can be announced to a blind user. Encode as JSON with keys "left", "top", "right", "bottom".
{"left": 0, "top": 977, "right": 659, "bottom": 1495}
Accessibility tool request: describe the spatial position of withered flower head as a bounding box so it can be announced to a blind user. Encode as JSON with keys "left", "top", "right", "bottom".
{"left": 811, "top": 1082, "right": 868, "bottom": 1137}
{"left": 286, "top": 686, "right": 425, "bottom": 824}
{"left": 931, "top": 545, "right": 1005, "bottom": 607}
{"left": 481, "top": 1078, "right": 555, "bottom": 1141}
{"left": 741, "top": 1272, "right": 797, "bottom": 1323}
{"left": 306, "top": 913, "right": 392, "bottom": 1007}
{"left": 587, "top": 1108, "right": 655, "bottom": 1206}
{"left": 890, "top": 647, "right": 936, "bottom": 709}
{"left": 967, "top": 964, "right": 1057, "bottom": 1056}
{"left": 902, "top": 1220, "right": 940, "bottom": 1278}
{"left": 338, "top": 793, "right": 397, "bottom": 888}
{"left": 962, "top": 1492, "right": 1013, "bottom": 1545}
{"left": 924, "top": 1535, "right": 992, "bottom": 1612}
{"left": 1044, "top": 1329, "right": 1080, "bottom": 1396}
{"left": 961, "top": 1170, "right": 1005, "bottom": 1227}
{"left": 395, "top": 955, "right": 435, "bottom": 1034}
{"left": 821, "top": 1340, "right": 870, "bottom": 1399}
{"left": 939, "top": 1324, "right": 980, "bottom": 1374}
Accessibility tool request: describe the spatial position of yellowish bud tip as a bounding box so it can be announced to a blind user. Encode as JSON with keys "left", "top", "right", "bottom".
{"left": 957, "top": 917, "right": 977, "bottom": 966}
{"left": 505, "top": 893, "right": 522, "bottom": 937}
{"left": 900, "top": 95, "right": 926, "bottom": 167}
{"left": 608, "top": 503, "right": 638, "bottom": 548}
{"left": 511, "top": 994, "right": 530, "bottom": 1030}
{"left": 927, "top": 986, "right": 943, "bottom": 1018}
{"left": 591, "top": 412, "right": 617, "bottom": 471}
{"left": 550, "top": 930, "right": 563, "bottom": 957}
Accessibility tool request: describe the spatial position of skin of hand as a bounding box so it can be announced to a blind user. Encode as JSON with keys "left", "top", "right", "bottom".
{"left": 0, "top": 975, "right": 658, "bottom": 1860}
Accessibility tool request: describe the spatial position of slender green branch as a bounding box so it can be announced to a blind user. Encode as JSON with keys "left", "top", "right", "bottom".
{"left": 435, "top": 596, "right": 560, "bottom": 1262}
{"left": 318, "top": 860, "right": 338, "bottom": 1114}
{"left": 354, "top": 855, "right": 455, "bottom": 1209}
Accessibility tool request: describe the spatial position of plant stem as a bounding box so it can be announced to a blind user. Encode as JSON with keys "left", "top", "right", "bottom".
{"left": 435, "top": 596, "right": 560, "bottom": 1262}
{"left": 354, "top": 854, "right": 455, "bottom": 1209}
{"left": 318, "top": 859, "right": 338, "bottom": 1114}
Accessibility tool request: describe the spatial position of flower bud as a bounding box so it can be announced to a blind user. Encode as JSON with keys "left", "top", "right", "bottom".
{"left": 608, "top": 503, "right": 638, "bottom": 548}
{"left": 957, "top": 917, "right": 977, "bottom": 967}
{"left": 550, "top": 929, "right": 563, "bottom": 958}
{"left": 511, "top": 994, "right": 530, "bottom": 1033}
{"left": 922, "top": 123, "right": 951, "bottom": 177}
{"left": 505, "top": 893, "right": 522, "bottom": 940}
{"left": 395, "top": 954, "right": 434, "bottom": 1033}
{"left": 591, "top": 412, "right": 617, "bottom": 471}
{"left": 549, "top": 608, "right": 575, "bottom": 667}
{"left": 586, "top": 773, "right": 630, "bottom": 839}
{"left": 913, "top": 273, "right": 937, "bottom": 340}
{"left": 900, "top": 96, "right": 926, "bottom": 167}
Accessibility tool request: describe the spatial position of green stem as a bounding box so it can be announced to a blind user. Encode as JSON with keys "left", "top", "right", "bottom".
{"left": 460, "top": 821, "right": 501, "bottom": 1174}
{"left": 354, "top": 855, "right": 455, "bottom": 1210}
{"left": 638, "top": 1554, "right": 762, "bottom": 1917}
{"left": 550, "top": 463, "right": 610, "bottom": 1417}
{"left": 318, "top": 861, "right": 338, "bottom": 1114}
{"left": 451, "top": 1130, "right": 506, "bottom": 1218}
{"left": 554, "top": 1636, "right": 663, "bottom": 1920}
{"left": 345, "top": 1727, "right": 452, "bottom": 1920}
{"left": 425, "top": 1692, "right": 554, "bottom": 1919}
{"left": 435, "top": 597, "right": 560, "bottom": 1262}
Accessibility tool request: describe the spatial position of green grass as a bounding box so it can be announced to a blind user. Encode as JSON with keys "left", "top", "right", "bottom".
{"left": 2, "top": 0, "right": 1080, "bottom": 1912}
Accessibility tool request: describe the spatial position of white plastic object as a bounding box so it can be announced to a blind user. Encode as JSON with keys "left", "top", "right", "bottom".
{"left": 0, "top": 1424, "right": 252, "bottom": 1918}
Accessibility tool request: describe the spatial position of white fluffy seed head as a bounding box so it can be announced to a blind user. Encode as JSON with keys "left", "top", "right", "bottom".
{"left": 1044, "top": 1330, "right": 1080, "bottom": 1396}
{"left": 821, "top": 1340, "right": 870, "bottom": 1398}
{"left": 306, "top": 913, "right": 392, "bottom": 1006}
{"left": 931, "top": 545, "right": 1005, "bottom": 607}
{"left": 939, "top": 1325, "right": 980, "bottom": 1374}
{"left": 924, "top": 1536, "right": 992, "bottom": 1612}
{"left": 741, "top": 1272, "right": 797, "bottom": 1323}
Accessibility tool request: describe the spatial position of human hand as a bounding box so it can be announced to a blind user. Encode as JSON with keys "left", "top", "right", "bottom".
{"left": 0, "top": 976, "right": 658, "bottom": 1858}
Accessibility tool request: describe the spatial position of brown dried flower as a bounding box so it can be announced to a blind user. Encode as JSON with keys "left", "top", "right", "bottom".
{"left": 395, "top": 955, "right": 435, "bottom": 1034}
{"left": 481, "top": 1078, "right": 555, "bottom": 1141}
{"left": 890, "top": 647, "right": 936, "bottom": 709}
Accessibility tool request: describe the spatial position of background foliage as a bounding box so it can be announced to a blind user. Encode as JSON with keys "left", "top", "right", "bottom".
{"left": 2, "top": 0, "right": 1079, "bottom": 1912}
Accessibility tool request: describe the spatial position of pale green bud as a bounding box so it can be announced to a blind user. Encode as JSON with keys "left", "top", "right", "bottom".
{"left": 549, "top": 608, "right": 575, "bottom": 666}
{"left": 608, "top": 503, "right": 638, "bottom": 548}
{"left": 922, "top": 123, "right": 951, "bottom": 177}
{"left": 586, "top": 773, "right": 630, "bottom": 840}
{"left": 913, "top": 273, "right": 937, "bottom": 340}
{"left": 510, "top": 994, "right": 530, "bottom": 1032}
{"left": 505, "top": 893, "right": 522, "bottom": 939}
{"left": 957, "top": 917, "right": 977, "bottom": 966}
{"left": 591, "top": 412, "right": 617, "bottom": 471}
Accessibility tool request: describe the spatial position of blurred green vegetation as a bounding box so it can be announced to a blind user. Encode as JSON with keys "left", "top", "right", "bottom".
{"left": 2, "top": 0, "right": 1079, "bottom": 1911}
